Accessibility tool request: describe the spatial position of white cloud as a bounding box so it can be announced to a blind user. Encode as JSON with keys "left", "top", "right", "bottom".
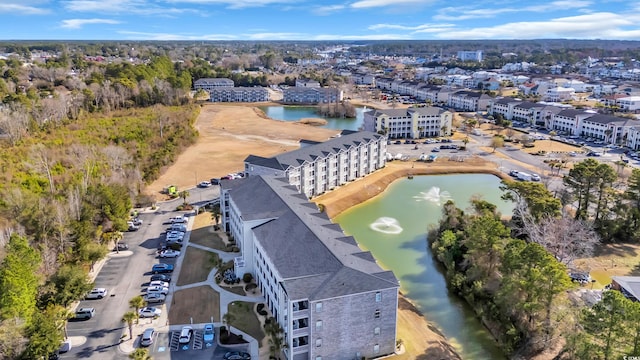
{"left": 368, "top": 23, "right": 455, "bottom": 31}
{"left": 118, "top": 30, "right": 238, "bottom": 40}
{"left": 432, "top": 12, "right": 640, "bottom": 40}
{"left": 313, "top": 4, "right": 345, "bottom": 15}
{"left": 435, "top": 1, "right": 593, "bottom": 21}
{"left": 164, "top": 0, "right": 296, "bottom": 9}
{"left": 0, "top": 3, "right": 49, "bottom": 14}
{"left": 63, "top": 0, "right": 192, "bottom": 15}
{"left": 61, "top": 18, "right": 121, "bottom": 29}
{"left": 350, "top": 0, "right": 429, "bottom": 9}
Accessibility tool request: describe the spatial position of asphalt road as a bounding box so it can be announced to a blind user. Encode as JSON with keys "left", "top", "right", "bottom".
{"left": 62, "top": 185, "right": 221, "bottom": 360}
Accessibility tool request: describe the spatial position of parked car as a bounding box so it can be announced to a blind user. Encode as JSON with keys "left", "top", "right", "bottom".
{"left": 210, "top": 178, "right": 220, "bottom": 185}
{"left": 85, "top": 288, "right": 108, "bottom": 299}
{"left": 179, "top": 326, "right": 193, "bottom": 344}
{"left": 75, "top": 307, "right": 95, "bottom": 320}
{"left": 170, "top": 216, "right": 187, "bottom": 224}
{"left": 166, "top": 231, "right": 185, "bottom": 240}
{"left": 168, "top": 224, "right": 187, "bottom": 232}
{"left": 131, "top": 218, "right": 143, "bottom": 226}
{"left": 151, "top": 264, "right": 174, "bottom": 274}
{"left": 198, "top": 181, "right": 211, "bottom": 188}
{"left": 149, "top": 280, "right": 169, "bottom": 288}
{"left": 147, "top": 286, "right": 169, "bottom": 295}
{"left": 224, "top": 351, "right": 251, "bottom": 360}
{"left": 150, "top": 274, "right": 172, "bottom": 283}
{"left": 159, "top": 249, "right": 180, "bottom": 258}
{"left": 58, "top": 340, "right": 72, "bottom": 354}
{"left": 139, "top": 307, "right": 162, "bottom": 318}
{"left": 144, "top": 293, "right": 166, "bottom": 304}
{"left": 140, "top": 328, "right": 155, "bottom": 347}
{"left": 113, "top": 243, "right": 129, "bottom": 251}
{"left": 203, "top": 323, "right": 215, "bottom": 342}
{"left": 531, "top": 174, "right": 541, "bottom": 182}
{"left": 127, "top": 222, "right": 140, "bottom": 231}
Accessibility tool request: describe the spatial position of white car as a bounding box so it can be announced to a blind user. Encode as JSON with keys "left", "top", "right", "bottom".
{"left": 139, "top": 307, "right": 162, "bottom": 318}
{"left": 149, "top": 281, "right": 169, "bottom": 288}
{"left": 166, "top": 234, "right": 184, "bottom": 243}
{"left": 147, "top": 286, "right": 169, "bottom": 295}
{"left": 85, "top": 288, "right": 108, "bottom": 299}
{"left": 159, "top": 249, "right": 181, "bottom": 258}
{"left": 531, "top": 174, "right": 541, "bottom": 182}
{"left": 170, "top": 216, "right": 187, "bottom": 224}
{"left": 198, "top": 181, "right": 211, "bottom": 188}
{"left": 144, "top": 293, "right": 166, "bottom": 304}
{"left": 179, "top": 326, "right": 193, "bottom": 344}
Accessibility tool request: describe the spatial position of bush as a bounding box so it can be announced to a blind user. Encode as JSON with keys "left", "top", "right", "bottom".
{"left": 232, "top": 246, "right": 240, "bottom": 252}
{"left": 243, "top": 273, "right": 253, "bottom": 283}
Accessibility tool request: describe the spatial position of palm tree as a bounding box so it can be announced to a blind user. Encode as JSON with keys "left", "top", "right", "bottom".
{"left": 462, "top": 137, "right": 470, "bottom": 150}
{"left": 129, "top": 296, "right": 146, "bottom": 324}
{"left": 179, "top": 190, "right": 190, "bottom": 205}
{"left": 122, "top": 311, "right": 137, "bottom": 339}
{"left": 129, "top": 348, "right": 152, "bottom": 360}
{"left": 265, "top": 320, "right": 287, "bottom": 360}
{"left": 211, "top": 203, "right": 221, "bottom": 225}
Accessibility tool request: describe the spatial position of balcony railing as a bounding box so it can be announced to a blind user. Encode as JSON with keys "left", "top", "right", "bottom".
{"left": 292, "top": 308, "right": 309, "bottom": 318}
{"left": 292, "top": 344, "right": 309, "bottom": 353}
{"left": 292, "top": 326, "right": 309, "bottom": 337}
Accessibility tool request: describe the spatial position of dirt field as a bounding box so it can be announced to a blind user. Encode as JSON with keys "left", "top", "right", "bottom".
{"left": 146, "top": 103, "right": 339, "bottom": 198}
{"left": 169, "top": 286, "right": 220, "bottom": 324}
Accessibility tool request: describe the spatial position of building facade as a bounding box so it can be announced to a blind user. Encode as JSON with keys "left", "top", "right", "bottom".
{"left": 282, "top": 87, "right": 343, "bottom": 104}
{"left": 457, "top": 50, "right": 483, "bottom": 62}
{"left": 244, "top": 130, "right": 386, "bottom": 198}
{"left": 448, "top": 90, "right": 492, "bottom": 112}
{"left": 208, "top": 86, "right": 269, "bottom": 102}
{"left": 363, "top": 107, "right": 452, "bottom": 139}
{"left": 219, "top": 175, "right": 399, "bottom": 360}
{"left": 193, "top": 78, "right": 234, "bottom": 91}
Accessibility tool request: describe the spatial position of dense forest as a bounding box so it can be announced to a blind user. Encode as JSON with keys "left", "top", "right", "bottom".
{"left": 430, "top": 159, "right": 640, "bottom": 359}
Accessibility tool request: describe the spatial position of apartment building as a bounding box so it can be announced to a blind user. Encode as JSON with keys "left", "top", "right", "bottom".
{"left": 618, "top": 96, "right": 640, "bottom": 111}
{"left": 457, "top": 50, "right": 483, "bottom": 62}
{"left": 193, "top": 78, "right": 234, "bottom": 91}
{"left": 208, "top": 86, "right": 269, "bottom": 102}
{"left": 244, "top": 130, "right": 386, "bottom": 198}
{"left": 282, "top": 87, "right": 343, "bottom": 104}
{"left": 489, "top": 98, "right": 551, "bottom": 125}
{"left": 353, "top": 73, "right": 376, "bottom": 86}
{"left": 545, "top": 87, "right": 575, "bottom": 102}
{"left": 448, "top": 90, "right": 492, "bottom": 112}
{"left": 363, "top": 107, "right": 452, "bottom": 139}
{"left": 219, "top": 175, "right": 399, "bottom": 360}
{"left": 296, "top": 78, "right": 321, "bottom": 88}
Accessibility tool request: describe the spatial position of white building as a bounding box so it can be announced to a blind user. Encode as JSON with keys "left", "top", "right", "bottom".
{"left": 363, "top": 107, "right": 452, "bottom": 139}
{"left": 193, "top": 78, "right": 234, "bottom": 91}
{"left": 296, "top": 78, "right": 321, "bottom": 88}
{"left": 208, "top": 87, "right": 269, "bottom": 102}
{"left": 545, "top": 87, "right": 575, "bottom": 102}
{"left": 457, "top": 50, "right": 483, "bottom": 62}
{"left": 244, "top": 130, "right": 386, "bottom": 199}
{"left": 448, "top": 90, "right": 492, "bottom": 112}
{"left": 618, "top": 96, "right": 640, "bottom": 111}
{"left": 219, "top": 175, "right": 399, "bottom": 360}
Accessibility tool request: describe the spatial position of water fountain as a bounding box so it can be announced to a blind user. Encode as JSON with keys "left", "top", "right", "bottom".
{"left": 413, "top": 186, "right": 451, "bottom": 206}
{"left": 369, "top": 217, "right": 403, "bottom": 234}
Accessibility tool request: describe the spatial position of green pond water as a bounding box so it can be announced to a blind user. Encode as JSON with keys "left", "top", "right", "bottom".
{"left": 334, "top": 174, "right": 514, "bottom": 360}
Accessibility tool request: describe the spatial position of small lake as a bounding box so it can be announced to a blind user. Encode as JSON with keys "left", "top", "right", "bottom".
{"left": 334, "top": 174, "right": 514, "bottom": 360}
{"left": 258, "top": 106, "right": 367, "bottom": 131}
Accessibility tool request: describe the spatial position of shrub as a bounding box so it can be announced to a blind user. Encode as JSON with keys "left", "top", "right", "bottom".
{"left": 232, "top": 246, "right": 240, "bottom": 252}
{"left": 243, "top": 273, "right": 253, "bottom": 283}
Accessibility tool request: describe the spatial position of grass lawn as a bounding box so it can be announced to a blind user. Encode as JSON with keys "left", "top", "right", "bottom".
{"left": 177, "top": 247, "right": 219, "bottom": 286}
{"left": 227, "top": 301, "right": 265, "bottom": 343}
{"left": 189, "top": 213, "right": 229, "bottom": 250}
{"left": 169, "top": 286, "right": 220, "bottom": 324}
{"left": 223, "top": 285, "right": 246, "bottom": 296}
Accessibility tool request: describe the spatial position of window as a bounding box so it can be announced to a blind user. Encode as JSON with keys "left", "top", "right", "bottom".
{"left": 316, "top": 339, "right": 322, "bottom": 347}
{"left": 374, "top": 344, "right": 380, "bottom": 354}
{"left": 374, "top": 309, "right": 380, "bottom": 318}
{"left": 375, "top": 292, "right": 381, "bottom": 302}
{"left": 316, "top": 320, "right": 322, "bottom": 331}
{"left": 374, "top": 327, "right": 380, "bottom": 335}
{"left": 316, "top": 302, "right": 322, "bottom": 312}
{"left": 316, "top": 357, "right": 322, "bottom": 360}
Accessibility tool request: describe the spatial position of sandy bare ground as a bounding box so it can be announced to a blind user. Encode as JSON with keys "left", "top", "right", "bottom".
{"left": 146, "top": 104, "right": 339, "bottom": 197}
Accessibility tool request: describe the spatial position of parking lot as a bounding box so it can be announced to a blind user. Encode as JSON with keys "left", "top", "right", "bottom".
{"left": 141, "top": 328, "right": 249, "bottom": 360}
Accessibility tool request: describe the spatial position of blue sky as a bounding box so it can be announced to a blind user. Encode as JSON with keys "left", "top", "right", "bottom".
{"left": 0, "top": 0, "right": 638, "bottom": 40}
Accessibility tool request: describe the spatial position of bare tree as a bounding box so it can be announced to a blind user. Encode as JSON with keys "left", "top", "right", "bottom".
{"left": 0, "top": 104, "right": 30, "bottom": 145}
{"left": 517, "top": 203, "right": 600, "bottom": 266}
{"left": 101, "top": 145, "right": 132, "bottom": 182}
{"left": 28, "top": 144, "right": 57, "bottom": 194}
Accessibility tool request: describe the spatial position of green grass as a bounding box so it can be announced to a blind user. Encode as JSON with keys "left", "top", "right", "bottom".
{"left": 227, "top": 301, "right": 265, "bottom": 343}
{"left": 189, "top": 226, "right": 229, "bottom": 250}
{"left": 224, "top": 285, "right": 246, "bottom": 296}
{"left": 177, "top": 247, "right": 219, "bottom": 286}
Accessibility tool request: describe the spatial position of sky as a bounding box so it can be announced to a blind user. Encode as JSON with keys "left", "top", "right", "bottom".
{"left": 0, "top": 0, "right": 639, "bottom": 41}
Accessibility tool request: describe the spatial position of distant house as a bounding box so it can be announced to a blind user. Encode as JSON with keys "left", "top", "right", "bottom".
{"left": 611, "top": 276, "right": 640, "bottom": 302}
{"left": 193, "top": 78, "right": 234, "bottom": 91}
{"left": 295, "top": 78, "right": 321, "bottom": 88}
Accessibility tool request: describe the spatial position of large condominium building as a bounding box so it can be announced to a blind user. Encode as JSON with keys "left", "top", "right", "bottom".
{"left": 219, "top": 174, "right": 399, "bottom": 360}
{"left": 457, "top": 50, "right": 484, "bottom": 62}
{"left": 282, "top": 87, "right": 344, "bottom": 104}
{"left": 448, "top": 90, "right": 492, "bottom": 112}
{"left": 193, "top": 78, "right": 234, "bottom": 91}
{"left": 244, "top": 130, "right": 386, "bottom": 199}
{"left": 363, "top": 107, "right": 452, "bottom": 139}
{"left": 208, "top": 86, "right": 269, "bottom": 102}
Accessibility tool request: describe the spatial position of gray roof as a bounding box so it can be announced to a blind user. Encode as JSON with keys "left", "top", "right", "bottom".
{"left": 613, "top": 276, "right": 640, "bottom": 301}
{"left": 584, "top": 114, "right": 637, "bottom": 125}
{"left": 557, "top": 109, "right": 592, "bottom": 118}
{"left": 245, "top": 130, "right": 383, "bottom": 171}
{"left": 494, "top": 98, "right": 521, "bottom": 105}
{"left": 229, "top": 174, "right": 399, "bottom": 301}
{"left": 514, "top": 101, "right": 546, "bottom": 110}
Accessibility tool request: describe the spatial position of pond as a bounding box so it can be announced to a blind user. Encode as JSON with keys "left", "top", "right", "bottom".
{"left": 258, "top": 105, "right": 367, "bottom": 131}
{"left": 334, "top": 174, "right": 514, "bottom": 360}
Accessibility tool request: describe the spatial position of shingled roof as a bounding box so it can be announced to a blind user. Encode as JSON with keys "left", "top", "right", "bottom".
{"left": 226, "top": 174, "right": 399, "bottom": 301}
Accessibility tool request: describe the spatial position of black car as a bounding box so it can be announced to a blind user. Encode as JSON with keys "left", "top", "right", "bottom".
{"left": 224, "top": 351, "right": 251, "bottom": 360}
{"left": 150, "top": 274, "right": 172, "bottom": 283}
{"left": 210, "top": 178, "right": 220, "bottom": 185}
